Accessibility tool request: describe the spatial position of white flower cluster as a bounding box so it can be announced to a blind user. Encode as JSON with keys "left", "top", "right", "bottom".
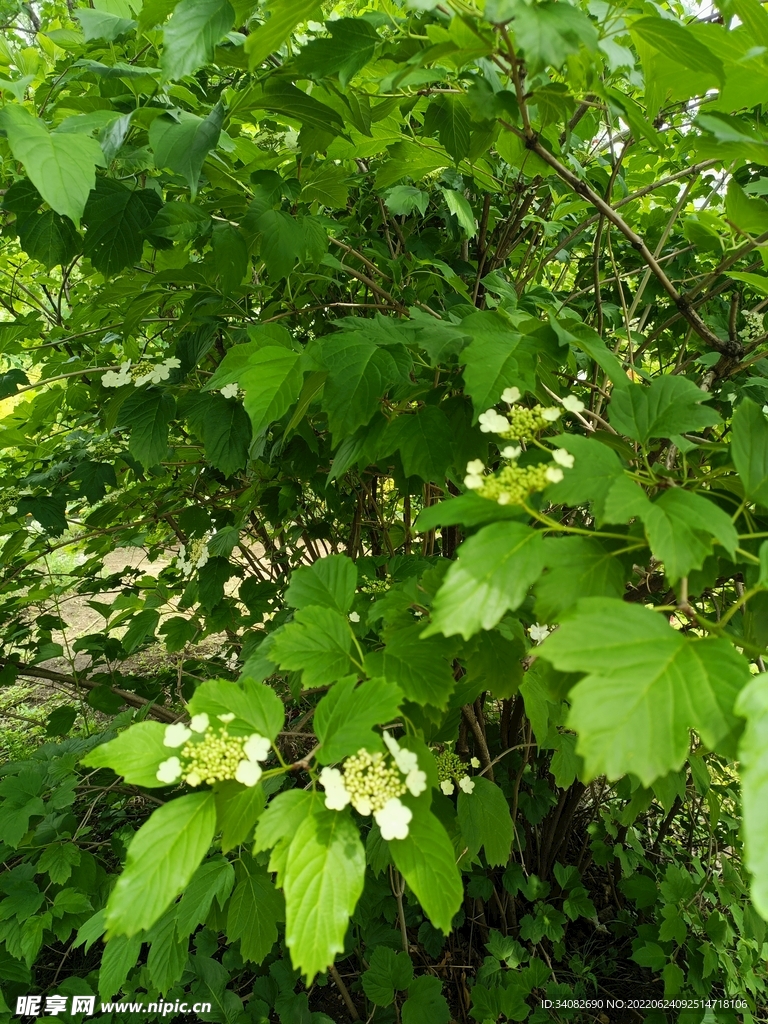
{"left": 464, "top": 443, "right": 574, "bottom": 505}
{"left": 435, "top": 749, "right": 479, "bottom": 796}
{"left": 318, "top": 732, "right": 427, "bottom": 841}
{"left": 102, "top": 357, "right": 181, "bottom": 389}
{"left": 529, "top": 623, "right": 551, "bottom": 643}
{"left": 739, "top": 309, "right": 765, "bottom": 343}
{"left": 178, "top": 534, "right": 211, "bottom": 575}
{"left": 157, "top": 712, "right": 270, "bottom": 788}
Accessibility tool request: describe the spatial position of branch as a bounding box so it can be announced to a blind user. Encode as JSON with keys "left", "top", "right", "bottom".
{"left": 500, "top": 121, "right": 741, "bottom": 359}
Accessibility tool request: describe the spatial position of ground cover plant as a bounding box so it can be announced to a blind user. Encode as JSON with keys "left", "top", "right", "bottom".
{"left": 1, "top": 0, "right": 768, "bottom": 1020}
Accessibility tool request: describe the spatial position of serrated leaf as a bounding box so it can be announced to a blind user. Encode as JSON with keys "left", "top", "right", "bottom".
{"left": 270, "top": 606, "right": 355, "bottom": 688}
{"left": 238, "top": 345, "right": 303, "bottom": 436}
{"left": 535, "top": 537, "right": 627, "bottom": 622}
{"left": 81, "top": 721, "right": 168, "bottom": 788}
{"left": 401, "top": 975, "right": 450, "bottom": 1024}
{"left": 0, "top": 105, "right": 104, "bottom": 226}
{"left": 74, "top": 8, "right": 137, "bottom": 40}
{"left": 187, "top": 677, "right": 285, "bottom": 740}
{"left": 147, "top": 911, "right": 188, "bottom": 992}
{"left": 294, "top": 17, "right": 379, "bottom": 86}
{"left": 382, "top": 405, "right": 455, "bottom": 482}
{"left": 161, "top": 0, "right": 234, "bottom": 80}
{"left": 283, "top": 808, "right": 365, "bottom": 981}
{"left": 460, "top": 312, "right": 537, "bottom": 415}
{"left": 83, "top": 180, "right": 161, "bottom": 276}
{"left": 361, "top": 946, "right": 413, "bottom": 1006}
{"left": 315, "top": 676, "right": 402, "bottom": 763}
{"left": 457, "top": 777, "right": 513, "bottom": 867}
{"left": 632, "top": 16, "right": 724, "bottom": 85}
{"left": 319, "top": 334, "right": 408, "bottom": 440}
{"left": 176, "top": 856, "right": 235, "bottom": 937}
{"left": 735, "top": 673, "right": 768, "bottom": 918}
{"left": 390, "top": 809, "right": 462, "bottom": 934}
{"left": 423, "top": 522, "right": 545, "bottom": 640}
{"left": 99, "top": 934, "right": 142, "bottom": 1001}
{"left": 149, "top": 105, "right": 224, "bottom": 197}
{"left": 106, "top": 793, "right": 217, "bottom": 935}
{"left": 425, "top": 95, "right": 470, "bottom": 162}
{"left": 227, "top": 861, "right": 284, "bottom": 963}
{"left": 369, "top": 624, "right": 455, "bottom": 709}
{"left": 286, "top": 554, "right": 357, "bottom": 614}
{"left": 16, "top": 210, "right": 80, "bottom": 269}
{"left": 732, "top": 398, "right": 768, "bottom": 505}
{"left": 539, "top": 598, "right": 751, "bottom": 785}
{"left": 643, "top": 489, "right": 738, "bottom": 583}
{"left": 608, "top": 375, "right": 720, "bottom": 445}
{"left": 245, "top": 0, "right": 321, "bottom": 69}
{"left": 118, "top": 388, "right": 175, "bottom": 469}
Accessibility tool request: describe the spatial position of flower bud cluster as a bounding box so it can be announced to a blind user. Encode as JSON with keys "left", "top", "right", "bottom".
{"left": 740, "top": 309, "right": 765, "bottom": 343}
{"left": 434, "top": 750, "right": 478, "bottom": 796}
{"left": 318, "top": 732, "right": 428, "bottom": 841}
{"left": 156, "top": 713, "right": 270, "bottom": 789}
{"left": 178, "top": 535, "right": 211, "bottom": 575}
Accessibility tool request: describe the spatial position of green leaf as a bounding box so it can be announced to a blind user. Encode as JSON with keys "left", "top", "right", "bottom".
{"left": 83, "top": 180, "right": 162, "bottom": 276}
{"left": 149, "top": 105, "right": 224, "bottom": 197}
{"left": 99, "top": 934, "right": 142, "bottom": 1001}
{"left": 632, "top": 17, "right": 725, "bottom": 86}
{"left": 227, "top": 861, "right": 284, "bottom": 964}
{"left": 401, "top": 975, "right": 450, "bottom": 1024}
{"left": 286, "top": 554, "right": 357, "bottom": 614}
{"left": 512, "top": 1, "right": 597, "bottom": 72}
{"left": 0, "top": 105, "right": 104, "bottom": 226}
{"left": 118, "top": 389, "right": 175, "bottom": 469}
{"left": 369, "top": 624, "right": 455, "bottom": 709}
{"left": 245, "top": 0, "right": 321, "bottom": 69}
{"left": 294, "top": 17, "right": 379, "bottom": 86}
{"left": 539, "top": 598, "right": 751, "bottom": 785}
{"left": 442, "top": 189, "right": 476, "bottom": 237}
{"left": 535, "top": 537, "right": 626, "bottom": 621}
{"left": 38, "top": 842, "right": 81, "bottom": 885}
{"left": 732, "top": 398, "right": 768, "bottom": 505}
{"left": 176, "top": 856, "right": 235, "bottom": 936}
{"left": 122, "top": 608, "right": 160, "bottom": 654}
{"left": 315, "top": 676, "right": 402, "bottom": 763}
{"left": 72, "top": 461, "right": 117, "bottom": 503}
{"left": 423, "top": 522, "right": 545, "bottom": 640}
{"left": 425, "top": 95, "right": 470, "bottom": 163}
{"left": 608, "top": 375, "right": 720, "bottom": 444}
{"left": 215, "top": 781, "right": 266, "bottom": 853}
{"left": 735, "top": 674, "right": 768, "bottom": 918}
{"left": 384, "top": 186, "right": 429, "bottom": 217}
{"left": 643, "top": 489, "right": 738, "bottom": 583}
{"left": 362, "top": 946, "right": 413, "bottom": 1006}
{"left": 545, "top": 434, "right": 625, "bottom": 522}
{"left": 463, "top": 628, "right": 524, "bottom": 700}
{"left": 283, "top": 808, "right": 365, "bottom": 981}
{"left": 319, "top": 334, "right": 407, "bottom": 439}
{"left": 270, "top": 607, "right": 355, "bottom": 688}
{"left": 148, "top": 202, "right": 212, "bottom": 241}
{"left": 188, "top": 677, "right": 285, "bottom": 740}
{"left": 74, "top": 8, "right": 137, "bottom": 40}
{"left": 258, "top": 80, "right": 348, "bottom": 137}
{"left": 725, "top": 179, "right": 768, "bottom": 235}
{"left": 81, "top": 721, "right": 168, "bottom": 787}
{"left": 390, "top": 809, "right": 463, "bottom": 934}
{"left": 301, "top": 164, "right": 350, "bottom": 209}
{"left": 212, "top": 223, "right": 248, "bottom": 293}
{"left": 16, "top": 210, "right": 80, "bottom": 269}
{"left": 457, "top": 777, "right": 513, "bottom": 867}
{"left": 106, "top": 793, "right": 217, "bottom": 935}
{"left": 147, "top": 911, "right": 188, "bottom": 992}
{"left": 161, "top": 0, "right": 234, "bottom": 80}
{"left": 382, "top": 406, "right": 455, "bottom": 482}
{"left": 256, "top": 209, "right": 304, "bottom": 279}
{"left": 460, "top": 312, "right": 537, "bottom": 415}
{"left": 239, "top": 346, "right": 303, "bottom": 436}
{"left": 187, "top": 393, "right": 252, "bottom": 476}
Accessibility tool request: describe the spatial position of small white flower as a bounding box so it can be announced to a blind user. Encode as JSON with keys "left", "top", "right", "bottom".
{"left": 545, "top": 466, "right": 564, "bottom": 483}
{"left": 185, "top": 771, "right": 202, "bottom": 787}
{"left": 406, "top": 768, "right": 427, "bottom": 797}
{"left": 102, "top": 361, "right": 131, "bottom": 388}
{"left": 374, "top": 797, "right": 413, "bottom": 840}
{"left": 464, "top": 473, "right": 484, "bottom": 490}
{"left": 529, "top": 623, "right": 550, "bottom": 643}
{"left": 319, "top": 766, "right": 351, "bottom": 811}
{"left": 134, "top": 357, "right": 181, "bottom": 387}
{"left": 440, "top": 780, "right": 455, "bottom": 796}
{"left": 459, "top": 776, "right": 475, "bottom": 794}
{"left": 383, "top": 731, "right": 419, "bottom": 775}
{"left": 470, "top": 757, "right": 481, "bottom": 768}
{"left": 156, "top": 756, "right": 182, "bottom": 783}
{"left": 354, "top": 796, "right": 373, "bottom": 816}
{"left": 501, "top": 386, "right": 521, "bottom": 404}
{"left": 552, "top": 449, "right": 575, "bottom": 469}
{"left": 541, "top": 407, "right": 562, "bottom": 422}
{"left": 217, "top": 713, "right": 235, "bottom": 723}
{"left": 478, "top": 409, "right": 510, "bottom": 434}
{"left": 243, "top": 733, "right": 270, "bottom": 762}
{"left": 220, "top": 381, "right": 239, "bottom": 399}
{"left": 349, "top": 611, "right": 360, "bottom": 623}
{"left": 195, "top": 547, "right": 209, "bottom": 570}
{"left": 164, "top": 723, "right": 192, "bottom": 747}
{"left": 501, "top": 445, "right": 521, "bottom": 460}
{"left": 190, "top": 713, "right": 210, "bottom": 733}
{"left": 562, "top": 394, "right": 585, "bottom": 414}
{"left": 497, "top": 493, "right": 511, "bottom": 505}
{"left": 466, "top": 459, "right": 485, "bottom": 475}
{"left": 235, "top": 760, "right": 262, "bottom": 787}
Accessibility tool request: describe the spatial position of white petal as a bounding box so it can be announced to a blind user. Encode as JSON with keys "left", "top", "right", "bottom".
{"left": 552, "top": 449, "right": 575, "bottom": 469}
{"left": 156, "top": 757, "right": 182, "bottom": 783}
{"left": 164, "top": 723, "right": 192, "bottom": 748}
{"left": 541, "top": 407, "right": 562, "bottom": 422}
{"left": 243, "top": 733, "right": 270, "bottom": 762}
{"left": 185, "top": 771, "right": 202, "bottom": 787}
{"left": 324, "top": 785, "right": 351, "bottom": 811}
{"left": 562, "top": 394, "right": 585, "bottom": 413}
{"left": 217, "top": 713, "right": 235, "bottom": 723}
{"left": 406, "top": 768, "right": 427, "bottom": 797}
{"left": 189, "top": 713, "right": 209, "bottom": 733}
{"left": 470, "top": 757, "right": 481, "bottom": 768}
{"left": 349, "top": 611, "right": 360, "bottom": 623}
{"left": 458, "top": 776, "right": 475, "bottom": 794}
{"left": 374, "top": 797, "right": 413, "bottom": 841}
{"left": 464, "top": 473, "right": 484, "bottom": 490}
{"left": 466, "top": 459, "right": 485, "bottom": 475}
{"left": 501, "top": 386, "right": 521, "bottom": 404}
{"left": 353, "top": 796, "right": 373, "bottom": 816}
{"left": 394, "top": 748, "right": 419, "bottom": 775}
{"left": 545, "top": 466, "right": 564, "bottom": 483}
{"left": 382, "top": 731, "right": 400, "bottom": 757}
{"left": 440, "top": 780, "right": 455, "bottom": 796}
{"left": 500, "top": 445, "right": 521, "bottom": 460}
{"left": 235, "top": 760, "right": 262, "bottom": 787}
